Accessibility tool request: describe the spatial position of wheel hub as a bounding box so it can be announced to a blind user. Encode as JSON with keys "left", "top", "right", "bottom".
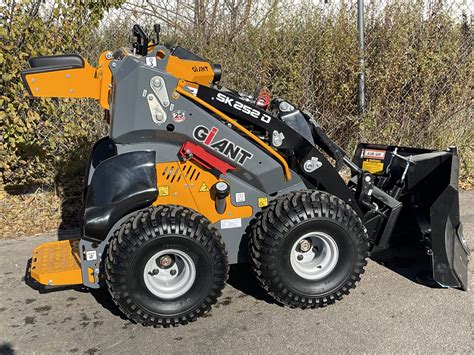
{"left": 290, "top": 232, "right": 339, "bottom": 280}
{"left": 143, "top": 249, "right": 196, "bottom": 299}
{"left": 158, "top": 255, "right": 173, "bottom": 268}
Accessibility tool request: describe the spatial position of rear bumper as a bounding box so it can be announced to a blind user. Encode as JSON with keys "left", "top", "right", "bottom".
{"left": 29, "top": 240, "right": 82, "bottom": 287}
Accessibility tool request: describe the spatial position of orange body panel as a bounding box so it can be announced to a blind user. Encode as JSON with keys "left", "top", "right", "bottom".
{"left": 23, "top": 51, "right": 112, "bottom": 109}
{"left": 166, "top": 55, "right": 215, "bottom": 86}
{"left": 30, "top": 239, "right": 82, "bottom": 286}
{"left": 24, "top": 62, "right": 100, "bottom": 98}
{"left": 152, "top": 161, "right": 252, "bottom": 223}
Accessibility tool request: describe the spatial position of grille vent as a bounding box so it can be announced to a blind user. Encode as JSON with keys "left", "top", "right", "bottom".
{"left": 161, "top": 164, "right": 201, "bottom": 183}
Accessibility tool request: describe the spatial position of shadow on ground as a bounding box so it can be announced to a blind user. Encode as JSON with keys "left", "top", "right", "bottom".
{"left": 0, "top": 342, "right": 15, "bottom": 355}
{"left": 90, "top": 288, "right": 129, "bottom": 321}
{"left": 371, "top": 245, "right": 440, "bottom": 288}
{"left": 227, "top": 264, "right": 277, "bottom": 305}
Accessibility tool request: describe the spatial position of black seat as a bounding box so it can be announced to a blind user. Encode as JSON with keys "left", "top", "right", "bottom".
{"left": 28, "top": 54, "right": 84, "bottom": 69}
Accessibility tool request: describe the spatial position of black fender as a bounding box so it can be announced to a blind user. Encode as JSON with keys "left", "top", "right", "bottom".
{"left": 81, "top": 150, "right": 157, "bottom": 241}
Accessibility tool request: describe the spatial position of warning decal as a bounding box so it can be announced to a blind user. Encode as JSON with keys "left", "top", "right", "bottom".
{"left": 199, "top": 182, "right": 210, "bottom": 192}
{"left": 363, "top": 149, "right": 386, "bottom": 160}
{"left": 258, "top": 197, "right": 268, "bottom": 208}
{"left": 362, "top": 160, "right": 384, "bottom": 174}
{"left": 158, "top": 186, "right": 169, "bottom": 196}
{"left": 221, "top": 218, "right": 242, "bottom": 229}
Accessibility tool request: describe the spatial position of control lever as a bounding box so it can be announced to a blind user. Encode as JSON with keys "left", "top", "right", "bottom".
{"left": 389, "top": 148, "right": 416, "bottom": 199}
{"left": 153, "top": 24, "right": 161, "bottom": 44}
{"left": 132, "top": 24, "right": 149, "bottom": 56}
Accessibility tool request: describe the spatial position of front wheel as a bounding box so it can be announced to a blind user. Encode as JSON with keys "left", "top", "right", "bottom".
{"left": 250, "top": 191, "right": 370, "bottom": 308}
{"left": 105, "top": 205, "right": 228, "bottom": 327}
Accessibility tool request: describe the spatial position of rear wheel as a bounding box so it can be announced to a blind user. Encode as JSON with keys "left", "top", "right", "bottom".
{"left": 105, "top": 205, "right": 228, "bottom": 327}
{"left": 250, "top": 190, "right": 370, "bottom": 308}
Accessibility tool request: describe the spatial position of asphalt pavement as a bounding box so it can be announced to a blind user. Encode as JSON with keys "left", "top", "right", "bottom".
{"left": 0, "top": 191, "right": 473, "bottom": 354}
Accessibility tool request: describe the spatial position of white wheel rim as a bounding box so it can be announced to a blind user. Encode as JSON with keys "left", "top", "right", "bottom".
{"left": 290, "top": 232, "right": 339, "bottom": 280}
{"left": 143, "top": 249, "right": 196, "bottom": 299}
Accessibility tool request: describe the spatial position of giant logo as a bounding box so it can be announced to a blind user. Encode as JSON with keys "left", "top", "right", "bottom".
{"left": 193, "top": 125, "right": 253, "bottom": 165}
{"left": 215, "top": 93, "right": 272, "bottom": 123}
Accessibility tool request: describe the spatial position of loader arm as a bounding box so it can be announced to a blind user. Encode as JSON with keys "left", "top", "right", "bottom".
{"left": 192, "top": 83, "right": 361, "bottom": 213}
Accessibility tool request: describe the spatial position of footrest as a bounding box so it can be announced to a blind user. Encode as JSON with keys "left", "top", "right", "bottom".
{"left": 30, "top": 239, "right": 83, "bottom": 286}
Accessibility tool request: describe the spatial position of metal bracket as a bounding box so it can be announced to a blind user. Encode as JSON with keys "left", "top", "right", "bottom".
{"left": 150, "top": 76, "right": 170, "bottom": 107}
{"left": 303, "top": 157, "right": 323, "bottom": 172}
{"left": 272, "top": 131, "right": 285, "bottom": 147}
{"left": 147, "top": 93, "right": 167, "bottom": 124}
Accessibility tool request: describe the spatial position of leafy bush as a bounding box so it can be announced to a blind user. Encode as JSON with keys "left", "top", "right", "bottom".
{"left": 0, "top": 1, "right": 122, "bottom": 189}
{"left": 1, "top": 0, "right": 472, "bottom": 192}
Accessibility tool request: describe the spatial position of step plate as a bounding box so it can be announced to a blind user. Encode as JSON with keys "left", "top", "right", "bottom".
{"left": 30, "top": 239, "right": 82, "bottom": 286}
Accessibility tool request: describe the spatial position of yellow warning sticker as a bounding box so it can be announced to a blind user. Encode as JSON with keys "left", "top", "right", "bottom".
{"left": 158, "top": 186, "right": 169, "bottom": 196}
{"left": 199, "top": 182, "right": 210, "bottom": 192}
{"left": 258, "top": 197, "right": 268, "bottom": 208}
{"left": 362, "top": 160, "right": 384, "bottom": 174}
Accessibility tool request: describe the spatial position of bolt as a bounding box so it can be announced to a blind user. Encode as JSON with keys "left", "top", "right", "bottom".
{"left": 365, "top": 175, "right": 371, "bottom": 182}
{"left": 148, "top": 94, "right": 154, "bottom": 101}
{"left": 105, "top": 51, "right": 113, "bottom": 60}
{"left": 297, "top": 254, "right": 303, "bottom": 261}
{"left": 148, "top": 268, "right": 159, "bottom": 276}
{"left": 299, "top": 239, "right": 312, "bottom": 252}
{"left": 153, "top": 78, "right": 162, "bottom": 88}
{"left": 170, "top": 269, "right": 177, "bottom": 276}
{"left": 305, "top": 161, "right": 314, "bottom": 170}
{"left": 163, "top": 101, "right": 169, "bottom": 107}
{"left": 272, "top": 131, "right": 283, "bottom": 147}
{"left": 111, "top": 62, "right": 117, "bottom": 68}
{"left": 279, "top": 101, "right": 290, "bottom": 112}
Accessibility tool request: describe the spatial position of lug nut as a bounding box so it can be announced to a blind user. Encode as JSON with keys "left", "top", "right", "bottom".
{"left": 299, "top": 239, "right": 312, "bottom": 252}
{"left": 148, "top": 268, "right": 159, "bottom": 276}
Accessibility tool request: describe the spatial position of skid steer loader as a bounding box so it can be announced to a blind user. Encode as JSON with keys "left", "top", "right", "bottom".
{"left": 22, "top": 25, "right": 469, "bottom": 327}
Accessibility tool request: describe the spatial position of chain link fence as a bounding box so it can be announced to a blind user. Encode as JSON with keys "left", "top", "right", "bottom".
{"left": 1, "top": 0, "right": 473, "bottom": 191}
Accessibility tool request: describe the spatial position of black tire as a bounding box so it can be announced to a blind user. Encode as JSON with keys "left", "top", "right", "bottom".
{"left": 105, "top": 205, "right": 228, "bottom": 327}
{"left": 250, "top": 190, "right": 370, "bottom": 308}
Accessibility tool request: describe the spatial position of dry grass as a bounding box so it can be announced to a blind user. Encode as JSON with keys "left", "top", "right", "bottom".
{"left": 1, "top": 178, "right": 472, "bottom": 239}
{"left": 0, "top": 187, "right": 61, "bottom": 239}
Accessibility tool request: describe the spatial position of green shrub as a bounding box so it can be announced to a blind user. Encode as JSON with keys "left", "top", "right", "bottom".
{"left": 0, "top": 1, "right": 123, "bottom": 188}
{"left": 1, "top": 1, "right": 472, "bottom": 191}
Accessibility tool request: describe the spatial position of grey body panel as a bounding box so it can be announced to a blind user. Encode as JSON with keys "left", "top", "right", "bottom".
{"left": 109, "top": 47, "right": 295, "bottom": 194}
{"left": 80, "top": 47, "right": 307, "bottom": 287}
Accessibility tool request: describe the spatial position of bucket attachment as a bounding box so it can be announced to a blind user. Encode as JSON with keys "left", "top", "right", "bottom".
{"left": 354, "top": 144, "right": 469, "bottom": 290}
{"left": 29, "top": 240, "right": 83, "bottom": 287}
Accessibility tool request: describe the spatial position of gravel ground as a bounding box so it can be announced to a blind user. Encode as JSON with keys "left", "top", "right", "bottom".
{"left": 0, "top": 191, "right": 472, "bottom": 354}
